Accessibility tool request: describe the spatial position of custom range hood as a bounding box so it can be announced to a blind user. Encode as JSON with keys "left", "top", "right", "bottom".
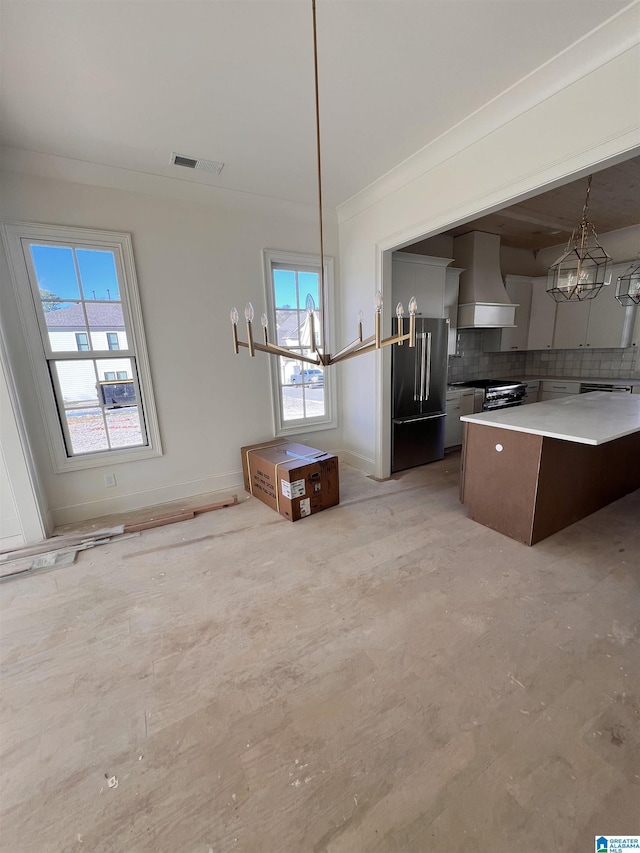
{"left": 454, "top": 231, "right": 518, "bottom": 328}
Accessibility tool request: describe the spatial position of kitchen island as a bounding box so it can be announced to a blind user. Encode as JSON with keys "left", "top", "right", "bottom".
{"left": 459, "top": 392, "right": 640, "bottom": 545}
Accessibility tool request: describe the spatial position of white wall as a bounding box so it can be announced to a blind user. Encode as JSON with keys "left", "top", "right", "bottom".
{"left": 0, "top": 170, "right": 341, "bottom": 526}
{"left": 337, "top": 45, "right": 640, "bottom": 475}
{"left": 0, "top": 446, "right": 20, "bottom": 541}
{"left": 0, "top": 341, "right": 49, "bottom": 543}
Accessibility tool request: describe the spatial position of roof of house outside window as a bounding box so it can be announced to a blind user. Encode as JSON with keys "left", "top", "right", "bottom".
{"left": 275, "top": 308, "right": 307, "bottom": 344}
{"left": 44, "top": 303, "right": 125, "bottom": 329}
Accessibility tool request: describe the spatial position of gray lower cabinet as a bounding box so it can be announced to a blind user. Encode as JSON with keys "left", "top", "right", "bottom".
{"left": 538, "top": 380, "right": 581, "bottom": 401}
{"left": 445, "top": 388, "right": 475, "bottom": 448}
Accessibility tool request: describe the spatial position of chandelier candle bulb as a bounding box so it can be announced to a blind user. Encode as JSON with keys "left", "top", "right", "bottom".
{"left": 375, "top": 291, "right": 383, "bottom": 349}
{"left": 408, "top": 296, "right": 418, "bottom": 348}
{"left": 230, "top": 307, "right": 239, "bottom": 354}
{"left": 357, "top": 309, "right": 364, "bottom": 342}
{"left": 396, "top": 303, "right": 405, "bottom": 345}
{"left": 261, "top": 314, "right": 269, "bottom": 344}
{"left": 304, "top": 293, "right": 317, "bottom": 354}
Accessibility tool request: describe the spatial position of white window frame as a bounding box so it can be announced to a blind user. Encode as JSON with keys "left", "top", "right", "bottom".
{"left": 262, "top": 249, "right": 337, "bottom": 437}
{"left": 1, "top": 222, "right": 162, "bottom": 472}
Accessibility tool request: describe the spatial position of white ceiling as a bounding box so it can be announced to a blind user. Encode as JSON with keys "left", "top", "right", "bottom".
{"left": 0, "top": 0, "right": 632, "bottom": 208}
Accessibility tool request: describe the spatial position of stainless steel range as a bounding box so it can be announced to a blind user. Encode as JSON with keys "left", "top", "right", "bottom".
{"left": 453, "top": 379, "right": 527, "bottom": 411}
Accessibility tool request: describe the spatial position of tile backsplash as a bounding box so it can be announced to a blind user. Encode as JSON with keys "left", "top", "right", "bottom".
{"left": 448, "top": 329, "right": 639, "bottom": 382}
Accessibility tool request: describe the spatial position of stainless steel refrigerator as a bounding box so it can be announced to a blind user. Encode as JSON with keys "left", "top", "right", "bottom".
{"left": 391, "top": 317, "right": 448, "bottom": 473}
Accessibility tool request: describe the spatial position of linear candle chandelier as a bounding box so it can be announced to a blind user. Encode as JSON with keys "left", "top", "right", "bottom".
{"left": 230, "top": 0, "right": 417, "bottom": 365}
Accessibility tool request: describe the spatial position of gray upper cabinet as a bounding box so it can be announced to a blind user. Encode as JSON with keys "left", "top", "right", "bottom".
{"left": 527, "top": 276, "right": 556, "bottom": 349}
{"left": 586, "top": 264, "right": 637, "bottom": 348}
{"left": 552, "top": 263, "right": 637, "bottom": 349}
{"left": 552, "top": 300, "right": 591, "bottom": 349}
{"left": 392, "top": 253, "right": 461, "bottom": 355}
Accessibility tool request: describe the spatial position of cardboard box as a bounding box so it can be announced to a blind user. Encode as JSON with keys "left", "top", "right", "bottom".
{"left": 240, "top": 440, "right": 339, "bottom": 521}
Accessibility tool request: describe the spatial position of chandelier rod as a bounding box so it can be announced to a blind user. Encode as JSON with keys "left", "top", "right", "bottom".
{"left": 581, "top": 174, "right": 592, "bottom": 223}
{"left": 578, "top": 174, "right": 592, "bottom": 254}
{"left": 312, "top": 0, "right": 328, "bottom": 357}
{"left": 230, "top": 1, "right": 418, "bottom": 363}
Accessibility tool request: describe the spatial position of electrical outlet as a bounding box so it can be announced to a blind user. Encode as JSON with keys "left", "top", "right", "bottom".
{"left": 104, "top": 473, "right": 117, "bottom": 488}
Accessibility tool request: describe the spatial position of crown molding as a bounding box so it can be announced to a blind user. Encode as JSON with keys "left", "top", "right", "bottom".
{"left": 337, "top": 2, "right": 640, "bottom": 225}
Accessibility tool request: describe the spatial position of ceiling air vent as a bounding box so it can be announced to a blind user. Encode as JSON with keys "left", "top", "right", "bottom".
{"left": 170, "top": 152, "right": 224, "bottom": 175}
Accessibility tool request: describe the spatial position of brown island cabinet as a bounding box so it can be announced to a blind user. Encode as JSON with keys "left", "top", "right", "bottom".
{"left": 459, "top": 391, "right": 640, "bottom": 545}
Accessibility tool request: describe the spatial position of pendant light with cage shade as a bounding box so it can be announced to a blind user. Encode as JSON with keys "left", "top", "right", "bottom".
{"left": 615, "top": 248, "right": 640, "bottom": 306}
{"left": 547, "top": 175, "right": 612, "bottom": 302}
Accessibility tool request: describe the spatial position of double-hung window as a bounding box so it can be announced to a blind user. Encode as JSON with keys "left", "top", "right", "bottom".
{"left": 2, "top": 223, "right": 162, "bottom": 471}
{"left": 263, "top": 249, "right": 336, "bottom": 436}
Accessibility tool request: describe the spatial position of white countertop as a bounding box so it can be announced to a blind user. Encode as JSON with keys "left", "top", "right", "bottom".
{"left": 448, "top": 377, "right": 640, "bottom": 390}
{"left": 524, "top": 376, "right": 640, "bottom": 386}
{"left": 460, "top": 391, "right": 640, "bottom": 445}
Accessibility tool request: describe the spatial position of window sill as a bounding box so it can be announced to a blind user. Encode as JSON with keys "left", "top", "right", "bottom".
{"left": 274, "top": 417, "right": 338, "bottom": 438}
{"left": 51, "top": 443, "right": 163, "bottom": 473}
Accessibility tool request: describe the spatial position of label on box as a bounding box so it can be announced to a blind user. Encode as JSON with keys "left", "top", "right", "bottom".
{"left": 300, "top": 498, "right": 311, "bottom": 517}
{"left": 281, "top": 478, "right": 306, "bottom": 499}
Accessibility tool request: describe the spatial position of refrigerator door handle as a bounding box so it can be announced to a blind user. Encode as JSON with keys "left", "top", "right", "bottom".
{"left": 423, "top": 332, "right": 432, "bottom": 402}
{"left": 419, "top": 332, "right": 427, "bottom": 402}
{"left": 393, "top": 413, "right": 446, "bottom": 425}
{"left": 414, "top": 332, "right": 422, "bottom": 402}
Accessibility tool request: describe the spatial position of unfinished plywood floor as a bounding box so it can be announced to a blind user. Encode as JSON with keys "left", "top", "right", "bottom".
{"left": 1, "top": 457, "right": 638, "bottom": 852}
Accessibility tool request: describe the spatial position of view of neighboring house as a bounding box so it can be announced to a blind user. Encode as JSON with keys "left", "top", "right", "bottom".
{"left": 274, "top": 307, "right": 321, "bottom": 383}
{"left": 44, "top": 302, "right": 131, "bottom": 405}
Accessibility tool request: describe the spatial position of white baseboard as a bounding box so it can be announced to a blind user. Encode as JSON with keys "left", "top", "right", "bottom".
{"left": 50, "top": 445, "right": 374, "bottom": 526}
{"left": 0, "top": 515, "right": 21, "bottom": 539}
{"left": 0, "top": 533, "right": 24, "bottom": 550}
{"left": 338, "top": 449, "right": 375, "bottom": 475}
{"left": 50, "top": 470, "right": 246, "bottom": 527}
